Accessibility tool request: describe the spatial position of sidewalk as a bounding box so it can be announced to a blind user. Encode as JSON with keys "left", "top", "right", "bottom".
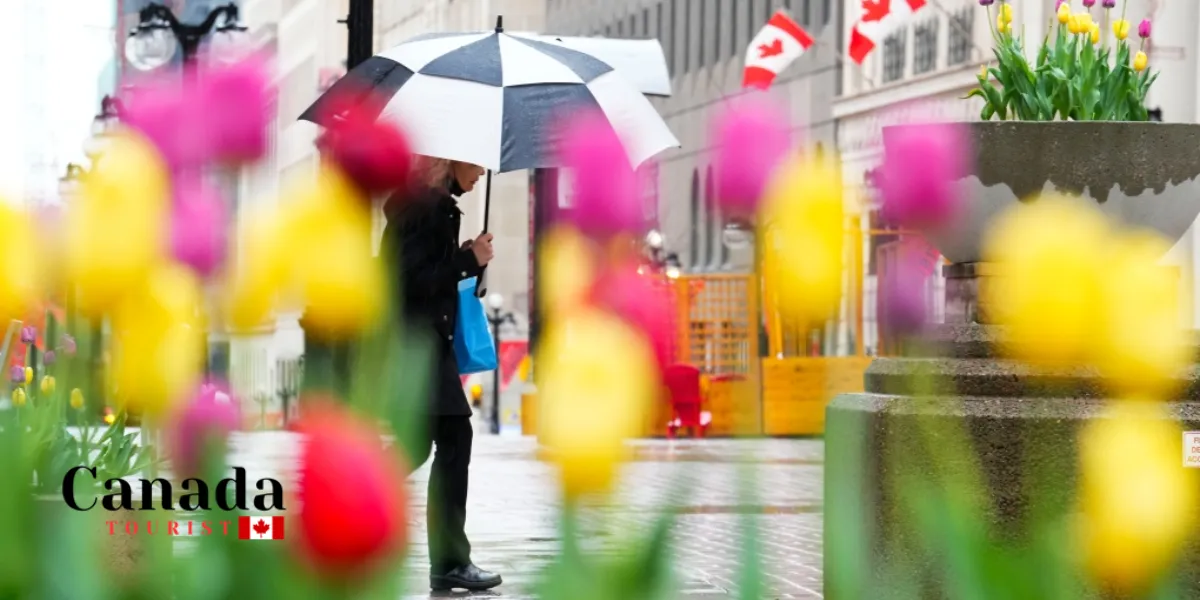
{"left": 218, "top": 432, "right": 825, "bottom": 599}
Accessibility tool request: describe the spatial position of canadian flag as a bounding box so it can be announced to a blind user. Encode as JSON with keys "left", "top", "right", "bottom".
{"left": 848, "top": 0, "right": 928, "bottom": 64}
{"left": 743, "top": 11, "right": 814, "bottom": 90}
{"left": 238, "top": 516, "right": 286, "bottom": 540}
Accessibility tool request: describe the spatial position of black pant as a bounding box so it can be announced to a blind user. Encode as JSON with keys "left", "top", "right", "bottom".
{"left": 410, "top": 415, "right": 473, "bottom": 574}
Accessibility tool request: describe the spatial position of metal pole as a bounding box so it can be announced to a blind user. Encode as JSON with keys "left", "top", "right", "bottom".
{"left": 490, "top": 310, "right": 501, "bottom": 435}
{"left": 346, "top": 0, "right": 375, "bottom": 69}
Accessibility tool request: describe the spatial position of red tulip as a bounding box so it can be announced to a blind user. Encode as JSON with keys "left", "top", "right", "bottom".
{"left": 590, "top": 261, "right": 675, "bottom": 374}
{"left": 292, "top": 398, "right": 407, "bottom": 577}
{"left": 315, "top": 87, "right": 412, "bottom": 196}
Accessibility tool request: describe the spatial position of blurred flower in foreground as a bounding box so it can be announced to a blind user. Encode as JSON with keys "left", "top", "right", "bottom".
{"left": 711, "top": 97, "right": 792, "bottom": 219}
{"left": 60, "top": 335, "right": 76, "bottom": 356}
{"left": 12, "top": 388, "right": 25, "bottom": 407}
{"left": 39, "top": 376, "right": 54, "bottom": 395}
{"left": 19, "top": 326, "right": 35, "bottom": 345}
{"left": 170, "top": 382, "right": 241, "bottom": 478}
{"left": 24, "top": 367, "right": 32, "bottom": 386}
{"left": 293, "top": 398, "right": 407, "bottom": 577}
{"left": 227, "top": 207, "right": 292, "bottom": 331}
{"left": 760, "top": 157, "right": 845, "bottom": 325}
{"left": 1096, "top": 230, "right": 1187, "bottom": 397}
{"left": 1078, "top": 401, "right": 1197, "bottom": 594}
{"left": 537, "top": 309, "right": 656, "bottom": 500}
{"left": 558, "top": 111, "right": 640, "bottom": 239}
{"left": 201, "top": 55, "right": 272, "bottom": 164}
{"left": 289, "top": 168, "right": 384, "bottom": 340}
{"left": 111, "top": 263, "right": 203, "bottom": 415}
{"left": 315, "top": 86, "right": 412, "bottom": 196}
{"left": 42, "top": 350, "right": 55, "bottom": 366}
{"left": 878, "top": 122, "right": 969, "bottom": 229}
{"left": 983, "top": 194, "right": 1109, "bottom": 366}
{"left": 9, "top": 366, "right": 23, "bottom": 384}
{"left": 66, "top": 132, "right": 170, "bottom": 315}
{"left": 880, "top": 240, "right": 938, "bottom": 336}
{"left": 589, "top": 261, "right": 675, "bottom": 375}
{"left": 538, "top": 226, "right": 598, "bottom": 319}
{"left": 0, "top": 203, "right": 39, "bottom": 323}
{"left": 170, "top": 182, "right": 229, "bottom": 278}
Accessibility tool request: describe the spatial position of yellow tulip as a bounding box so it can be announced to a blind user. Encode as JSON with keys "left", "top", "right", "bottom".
{"left": 24, "top": 367, "right": 32, "bottom": 386}
{"left": 39, "top": 376, "right": 54, "bottom": 395}
{"left": 1113, "top": 18, "right": 1130, "bottom": 40}
{"left": 537, "top": 309, "right": 656, "bottom": 500}
{"left": 69, "top": 388, "right": 84, "bottom": 410}
{"left": 1095, "top": 231, "right": 1186, "bottom": 396}
{"left": 1078, "top": 12, "right": 1094, "bottom": 30}
{"left": 12, "top": 388, "right": 25, "bottom": 407}
{"left": 1068, "top": 14, "right": 1084, "bottom": 34}
{"left": 1078, "top": 401, "right": 1197, "bottom": 593}
{"left": 760, "top": 158, "right": 845, "bottom": 326}
{"left": 1090, "top": 23, "right": 1100, "bottom": 44}
{"left": 227, "top": 208, "right": 293, "bottom": 331}
{"left": 982, "top": 195, "right": 1109, "bottom": 366}
{"left": 288, "top": 168, "right": 384, "bottom": 340}
{"left": 65, "top": 132, "right": 170, "bottom": 315}
{"left": 1057, "top": 2, "right": 1071, "bottom": 24}
{"left": 111, "top": 262, "right": 203, "bottom": 415}
{"left": 0, "top": 203, "right": 38, "bottom": 322}
{"left": 1134, "top": 50, "right": 1148, "bottom": 71}
{"left": 1000, "top": 2, "right": 1013, "bottom": 24}
{"left": 539, "top": 226, "right": 598, "bottom": 319}
{"left": 997, "top": 14, "right": 1010, "bottom": 34}
{"left": 978, "top": 64, "right": 988, "bottom": 80}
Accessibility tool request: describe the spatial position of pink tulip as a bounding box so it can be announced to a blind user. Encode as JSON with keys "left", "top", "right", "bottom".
{"left": 878, "top": 122, "right": 970, "bottom": 229}
{"left": 200, "top": 56, "right": 273, "bottom": 164}
{"left": 121, "top": 77, "right": 210, "bottom": 170}
{"left": 169, "top": 381, "right": 241, "bottom": 479}
{"left": 170, "top": 182, "right": 228, "bottom": 277}
{"left": 711, "top": 97, "right": 792, "bottom": 219}
{"left": 558, "top": 111, "right": 641, "bottom": 239}
{"left": 590, "top": 262, "right": 675, "bottom": 375}
{"left": 880, "top": 241, "right": 938, "bottom": 335}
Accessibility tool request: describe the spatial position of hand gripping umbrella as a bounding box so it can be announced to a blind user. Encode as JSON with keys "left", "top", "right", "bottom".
{"left": 300, "top": 16, "right": 680, "bottom": 296}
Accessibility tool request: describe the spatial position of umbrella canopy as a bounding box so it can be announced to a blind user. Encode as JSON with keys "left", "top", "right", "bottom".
{"left": 300, "top": 23, "right": 679, "bottom": 173}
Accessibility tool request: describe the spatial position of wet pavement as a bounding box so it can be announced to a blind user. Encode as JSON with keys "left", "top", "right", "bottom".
{"left": 208, "top": 431, "right": 825, "bottom": 599}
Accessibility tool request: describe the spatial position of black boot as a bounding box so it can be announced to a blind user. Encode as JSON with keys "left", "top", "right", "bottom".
{"left": 430, "top": 564, "right": 503, "bottom": 591}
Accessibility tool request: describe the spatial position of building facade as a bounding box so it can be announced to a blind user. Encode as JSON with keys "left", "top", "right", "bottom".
{"left": 545, "top": 0, "right": 841, "bottom": 274}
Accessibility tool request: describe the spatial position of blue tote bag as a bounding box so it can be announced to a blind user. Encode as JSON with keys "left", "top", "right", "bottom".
{"left": 454, "top": 277, "right": 498, "bottom": 374}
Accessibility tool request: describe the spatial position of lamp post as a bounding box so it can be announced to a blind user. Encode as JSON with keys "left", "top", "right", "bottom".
{"left": 125, "top": 2, "right": 248, "bottom": 69}
{"left": 486, "top": 293, "right": 515, "bottom": 435}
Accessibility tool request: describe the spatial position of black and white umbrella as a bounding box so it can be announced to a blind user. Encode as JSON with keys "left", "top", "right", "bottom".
{"left": 300, "top": 18, "right": 679, "bottom": 174}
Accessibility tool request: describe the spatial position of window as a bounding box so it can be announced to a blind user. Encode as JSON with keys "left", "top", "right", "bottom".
{"left": 689, "top": 170, "right": 701, "bottom": 269}
{"left": 643, "top": 8, "right": 650, "bottom": 37}
{"left": 606, "top": 24, "right": 612, "bottom": 37}
{"left": 948, "top": 7, "right": 974, "bottom": 66}
{"left": 670, "top": 0, "right": 679, "bottom": 74}
{"left": 617, "top": 18, "right": 624, "bottom": 37}
{"left": 913, "top": 17, "right": 939, "bottom": 75}
{"left": 882, "top": 29, "right": 908, "bottom": 83}
{"left": 731, "top": 0, "right": 739, "bottom": 58}
{"left": 629, "top": 15, "right": 635, "bottom": 37}
{"left": 683, "top": 0, "right": 691, "bottom": 73}
{"left": 700, "top": 0, "right": 707, "bottom": 68}
{"left": 801, "top": 0, "right": 811, "bottom": 26}
{"left": 657, "top": 2, "right": 664, "bottom": 47}
{"left": 713, "top": 0, "right": 721, "bottom": 61}
{"left": 706, "top": 167, "right": 724, "bottom": 267}
{"left": 748, "top": 0, "right": 757, "bottom": 44}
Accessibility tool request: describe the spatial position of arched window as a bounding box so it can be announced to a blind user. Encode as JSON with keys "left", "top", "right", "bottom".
{"left": 689, "top": 170, "right": 702, "bottom": 269}
{"left": 705, "top": 166, "right": 719, "bottom": 268}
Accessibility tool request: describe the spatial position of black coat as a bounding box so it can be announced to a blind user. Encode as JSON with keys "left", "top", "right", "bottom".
{"left": 381, "top": 184, "right": 483, "bottom": 417}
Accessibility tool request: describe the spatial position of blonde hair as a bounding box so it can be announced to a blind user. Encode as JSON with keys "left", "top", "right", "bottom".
{"left": 410, "top": 156, "right": 453, "bottom": 192}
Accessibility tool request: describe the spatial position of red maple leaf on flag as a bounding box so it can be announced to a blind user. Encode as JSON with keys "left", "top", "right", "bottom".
{"left": 253, "top": 519, "right": 271, "bottom": 537}
{"left": 758, "top": 38, "right": 784, "bottom": 58}
{"left": 862, "top": 0, "right": 891, "bottom": 22}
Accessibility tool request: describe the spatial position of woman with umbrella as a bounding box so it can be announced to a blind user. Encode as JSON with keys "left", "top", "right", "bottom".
{"left": 303, "top": 16, "right": 677, "bottom": 593}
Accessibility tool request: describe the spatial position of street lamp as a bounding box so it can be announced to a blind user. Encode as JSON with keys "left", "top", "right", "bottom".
{"left": 125, "top": 2, "right": 247, "bottom": 69}
{"left": 664, "top": 253, "right": 682, "bottom": 280}
{"left": 485, "top": 292, "right": 516, "bottom": 435}
{"left": 722, "top": 220, "right": 753, "bottom": 251}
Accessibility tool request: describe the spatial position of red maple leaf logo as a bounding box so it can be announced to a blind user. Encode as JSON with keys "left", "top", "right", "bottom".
{"left": 862, "top": 0, "right": 891, "bottom": 22}
{"left": 758, "top": 39, "right": 784, "bottom": 58}
{"left": 253, "top": 519, "right": 271, "bottom": 537}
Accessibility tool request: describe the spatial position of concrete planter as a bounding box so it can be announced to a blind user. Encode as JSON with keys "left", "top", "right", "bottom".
{"left": 883, "top": 121, "right": 1200, "bottom": 264}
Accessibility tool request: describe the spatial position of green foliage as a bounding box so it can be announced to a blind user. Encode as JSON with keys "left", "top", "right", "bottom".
{"left": 965, "top": 6, "right": 1157, "bottom": 121}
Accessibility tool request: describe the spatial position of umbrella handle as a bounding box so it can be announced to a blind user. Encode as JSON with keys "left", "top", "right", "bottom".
{"left": 475, "top": 170, "right": 493, "bottom": 298}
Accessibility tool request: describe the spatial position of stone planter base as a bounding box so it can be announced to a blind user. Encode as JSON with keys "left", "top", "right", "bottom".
{"left": 34, "top": 495, "right": 143, "bottom": 578}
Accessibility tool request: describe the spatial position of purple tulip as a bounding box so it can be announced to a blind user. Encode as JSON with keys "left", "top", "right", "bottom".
{"left": 878, "top": 122, "right": 971, "bottom": 229}
{"left": 19, "top": 326, "right": 35, "bottom": 345}
{"left": 557, "top": 111, "right": 641, "bottom": 239}
{"left": 978, "top": 0, "right": 994, "bottom": 6}
{"left": 1082, "top": 0, "right": 1095, "bottom": 7}
{"left": 170, "top": 382, "right": 241, "bottom": 478}
{"left": 9, "top": 366, "right": 24, "bottom": 383}
{"left": 711, "top": 97, "right": 792, "bottom": 220}
{"left": 1056, "top": 0, "right": 1068, "bottom": 9}
{"left": 1138, "top": 19, "right": 1151, "bottom": 39}
{"left": 42, "top": 351, "right": 55, "bottom": 367}
{"left": 880, "top": 243, "right": 939, "bottom": 335}
{"left": 60, "top": 334, "right": 76, "bottom": 356}
{"left": 170, "top": 182, "right": 229, "bottom": 277}
{"left": 1102, "top": 0, "right": 1116, "bottom": 7}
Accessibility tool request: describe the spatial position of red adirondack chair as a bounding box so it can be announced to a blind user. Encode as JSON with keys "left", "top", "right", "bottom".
{"left": 663, "top": 363, "right": 712, "bottom": 438}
